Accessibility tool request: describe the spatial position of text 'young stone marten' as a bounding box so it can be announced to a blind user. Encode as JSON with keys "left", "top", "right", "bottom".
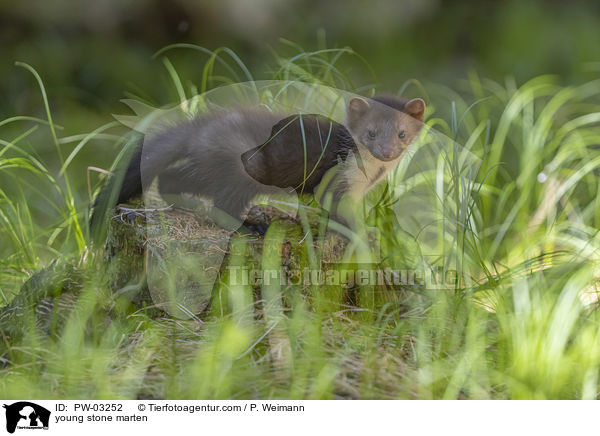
{"left": 91, "top": 95, "right": 425, "bottom": 234}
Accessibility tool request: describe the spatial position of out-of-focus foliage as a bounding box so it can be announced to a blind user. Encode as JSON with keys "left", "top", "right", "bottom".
{"left": 3, "top": 0, "right": 600, "bottom": 118}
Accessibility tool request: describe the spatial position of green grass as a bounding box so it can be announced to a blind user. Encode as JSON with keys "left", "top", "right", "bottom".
{"left": 1, "top": 46, "right": 600, "bottom": 399}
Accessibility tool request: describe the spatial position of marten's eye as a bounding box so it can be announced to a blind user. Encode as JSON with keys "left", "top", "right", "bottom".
{"left": 368, "top": 130, "right": 376, "bottom": 139}
{"left": 398, "top": 130, "right": 406, "bottom": 139}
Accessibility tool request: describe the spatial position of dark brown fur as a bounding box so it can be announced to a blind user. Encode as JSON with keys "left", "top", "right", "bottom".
{"left": 91, "top": 95, "right": 426, "bottom": 233}
{"left": 241, "top": 114, "right": 359, "bottom": 194}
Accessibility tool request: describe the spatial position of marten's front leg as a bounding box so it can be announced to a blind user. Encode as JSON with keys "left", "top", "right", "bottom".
{"left": 317, "top": 172, "right": 365, "bottom": 232}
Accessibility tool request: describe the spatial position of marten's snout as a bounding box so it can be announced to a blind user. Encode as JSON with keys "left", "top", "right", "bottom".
{"left": 372, "top": 141, "right": 403, "bottom": 161}
{"left": 377, "top": 146, "right": 396, "bottom": 161}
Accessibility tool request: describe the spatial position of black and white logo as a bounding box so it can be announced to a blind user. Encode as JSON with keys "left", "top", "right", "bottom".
{"left": 2, "top": 402, "right": 50, "bottom": 433}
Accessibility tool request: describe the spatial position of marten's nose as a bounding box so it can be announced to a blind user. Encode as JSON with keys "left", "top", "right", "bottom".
{"left": 380, "top": 147, "right": 394, "bottom": 160}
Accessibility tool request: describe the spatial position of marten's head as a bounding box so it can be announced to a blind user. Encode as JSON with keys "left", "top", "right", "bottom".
{"left": 346, "top": 95, "right": 426, "bottom": 162}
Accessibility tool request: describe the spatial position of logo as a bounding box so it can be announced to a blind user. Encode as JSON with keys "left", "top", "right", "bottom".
{"left": 2, "top": 402, "right": 50, "bottom": 434}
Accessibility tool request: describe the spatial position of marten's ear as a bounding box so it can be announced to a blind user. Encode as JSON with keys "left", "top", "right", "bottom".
{"left": 404, "top": 98, "right": 426, "bottom": 121}
{"left": 348, "top": 97, "right": 370, "bottom": 120}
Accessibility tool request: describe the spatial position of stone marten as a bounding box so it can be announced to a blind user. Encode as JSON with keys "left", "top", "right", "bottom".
{"left": 90, "top": 95, "right": 425, "bottom": 235}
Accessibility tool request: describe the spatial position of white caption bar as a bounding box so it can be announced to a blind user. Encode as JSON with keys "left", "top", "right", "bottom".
{"left": 0, "top": 400, "right": 594, "bottom": 435}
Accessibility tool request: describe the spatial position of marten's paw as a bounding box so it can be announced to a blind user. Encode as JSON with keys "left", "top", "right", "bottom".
{"left": 239, "top": 220, "right": 270, "bottom": 236}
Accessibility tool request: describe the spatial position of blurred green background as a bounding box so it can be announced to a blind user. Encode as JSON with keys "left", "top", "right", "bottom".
{"left": 3, "top": 0, "right": 600, "bottom": 120}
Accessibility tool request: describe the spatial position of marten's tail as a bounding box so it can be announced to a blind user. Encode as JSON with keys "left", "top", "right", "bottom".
{"left": 89, "top": 135, "right": 143, "bottom": 244}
